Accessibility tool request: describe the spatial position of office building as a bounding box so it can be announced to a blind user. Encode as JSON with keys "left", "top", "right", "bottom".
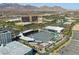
{"left": 0, "top": 30, "right": 12, "bottom": 46}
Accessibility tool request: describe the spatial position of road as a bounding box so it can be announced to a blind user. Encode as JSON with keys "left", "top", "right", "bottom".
{"left": 50, "top": 36, "right": 72, "bottom": 55}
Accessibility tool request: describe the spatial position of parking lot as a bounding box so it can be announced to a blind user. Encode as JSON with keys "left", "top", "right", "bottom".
{"left": 60, "top": 39, "right": 79, "bottom": 55}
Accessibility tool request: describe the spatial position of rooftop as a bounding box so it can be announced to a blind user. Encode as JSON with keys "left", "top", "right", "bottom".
{"left": 0, "top": 30, "right": 11, "bottom": 33}
{"left": 0, "top": 41, "right": 32, "bottom": 55}
{"left": 45, "top": 26, "right": 64, "bottom": 33}
{"left": 15, "top": 13, "right": 52, "bottom": 17}
{"left": 15, "top": 22, "right": 32, "bottom": 26}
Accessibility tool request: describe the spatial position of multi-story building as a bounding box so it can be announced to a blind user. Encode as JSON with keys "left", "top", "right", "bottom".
{"left": 0, "top": 30, "right": 12, "bottom": 46}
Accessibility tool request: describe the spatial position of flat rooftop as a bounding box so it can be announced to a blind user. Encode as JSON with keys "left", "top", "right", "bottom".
{"left": 15, "top": 22, "right": 32, "bottom": 26}
{"left": 14, "top": 13, "right": 52, "bottom": 17}
{"left": 45, "top": 26, "right": 64, "bottom": 33}
{"left": 0, "top": 41, "right": 32, "bottom": 55}
{"left": 0, "top": 30, "right": 10, "bottom": 33}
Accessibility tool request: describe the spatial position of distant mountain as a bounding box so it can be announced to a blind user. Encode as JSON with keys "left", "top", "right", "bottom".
{"left": 0, "top": 3, "right": 23, "bottom": 8}
{"left": 0, "top": 3, "right": 65, "bottom": 11}
{"left": 0, "top": 3, "right": 67, "bottom": 15}
{"left": 52, "top": 6, "right": 66, "bottom": 11}
{"left": 24, "top": 5, "right": 38, "bottom": 9}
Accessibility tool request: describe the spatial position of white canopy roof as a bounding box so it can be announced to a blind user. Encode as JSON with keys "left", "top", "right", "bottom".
{"left": 45, "top": 26, "right": 64, "bottom": 33}
{"left": 18, "top": 29, "right": 35, "bottom": 41}
{"left": 23, "top": 29, "right": 33, "bottom": 33}
{"left": 20, "top": 36, "right": 35, "bottom": 41}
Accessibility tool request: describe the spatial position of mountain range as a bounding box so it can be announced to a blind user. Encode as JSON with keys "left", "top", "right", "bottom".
{"left": 1, "top": 3, "right": 79, "bottom": 15}
{"left": 0, "top": 3, "right": 66, "bottom": 11}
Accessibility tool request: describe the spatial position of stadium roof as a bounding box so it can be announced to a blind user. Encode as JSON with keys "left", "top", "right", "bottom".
{"left": 28, "top": 30, "right": 59, "bottom": 43}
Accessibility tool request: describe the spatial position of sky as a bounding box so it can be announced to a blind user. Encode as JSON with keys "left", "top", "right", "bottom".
{"left": 22, "top": 3, "right": 79, "bottom": 10}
